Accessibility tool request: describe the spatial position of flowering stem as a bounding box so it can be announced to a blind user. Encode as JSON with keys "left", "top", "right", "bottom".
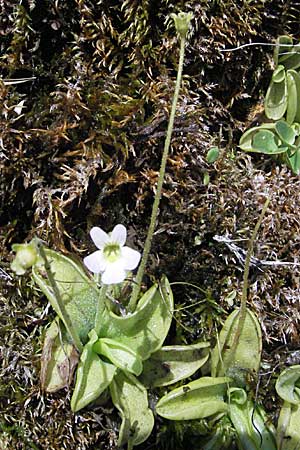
{"left": 94, "top": 284, "right": 109, "bottom": 335}
{"left": 227, "top": 197, "right": 270, "bottom": 370}
{"left": 38, "top": 245, "right": 83, "bottom": 353}
{"left": 129, "top": 35, "right": 187, "bottom": 311}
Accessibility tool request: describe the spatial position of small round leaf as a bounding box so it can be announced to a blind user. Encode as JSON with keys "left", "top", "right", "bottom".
{"left": 272, "top": 65, "right": 286, "bottom": 83}
{"left": 206, "top": 147, "right": 220, "bottom": 163}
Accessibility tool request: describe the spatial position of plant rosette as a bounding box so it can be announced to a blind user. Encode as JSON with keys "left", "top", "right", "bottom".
{"left": 156, "top": 307, "right": 276, "bottom": 450}
{"left": 10, "top": 12, "right": 200, "bottom": 448}
{"left": 12, "top": 236, "right": 209, "bottom": 448}
{"left": 239, "top": 36, "right": 300, "bottom": 175}
{"left": 276, "top": 365, "right": 300, "bottom": 450}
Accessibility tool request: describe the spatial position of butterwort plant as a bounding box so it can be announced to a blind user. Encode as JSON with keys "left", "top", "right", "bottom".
{"left": 155, "top": 199, "right": 278, "bottom": 450}
{"left": 239, "top": 35, "right": 300, "bottom": 174}
{"left": 11, "top": 12, "right": 211, "bottom": 450}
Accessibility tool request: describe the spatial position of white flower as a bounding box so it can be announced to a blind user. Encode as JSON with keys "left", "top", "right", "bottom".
{"left": 83, "top": 224, "right": 141, "bottom": 285}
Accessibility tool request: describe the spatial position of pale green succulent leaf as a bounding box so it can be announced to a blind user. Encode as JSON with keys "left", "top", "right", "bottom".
{"left": 239, "top": 123, "right": 276, "bottom": 152}
{"left": 140, "top": 341, "right": 210, "bottom": 387}
{"left": 265, "top": 65, "right": 288, "bottom": 120}
{"left": 287, "top": 70, "right": 300, "bottom": 123}
{"left": 229, "top": 388, "right": 277, "bottom": 450}
{"left": 156, "top": 376, "right": 231, "bottom": 420}
{"left": 211, "top": 308, "right": 262, "bottom": 385}
{"left": 272, "top": 65, "right": 286, "bottom": 83}
{"left": 275, "top": 121, "right": 296, "bottom": 145}
{"left": 284, "top": 403, "right": 300, "bottom": 450}
{"left": 275, "top": 36, "right": 294, "bottom": 66}
{"left": 110, "top": 370, "right": 154, "bottom": 448}
{"left": 32, "top": 249, "right": 99, "bottom": 344}
{"left": 286, "top": 71, "right": 298, "bottom": 124}
{"left": 277, "top": 401, "right": 300, "bottom": 450}
{"left": 252, "top": 130, "right": 284, "bottom": 154}
{"left": 93, "top": 337, "right": 143, "bottom": 376}
{"left": 287, "top": 148, "right": 300, "bottom": 175}
{"left": 97, "top": 276, "right": 173, "bottom": 360}
{"left": 71, "top": 331, "right": 116, "bottom": 412}
{"left": 276, "top": 365, "right": 300, "bottom": 405}
{"left": 40, "top": 318, "right": 79, "bottom": 393}
{"left": 280, "top": 43, "right": 300, "bottom": 70}
{"left": 277, "top": 401, "right": 292, "bottom": 450}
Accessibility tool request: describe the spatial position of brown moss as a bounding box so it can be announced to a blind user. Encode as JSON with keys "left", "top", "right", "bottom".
{"left": 1, "top": 0, "right": 300, "bottom": 448}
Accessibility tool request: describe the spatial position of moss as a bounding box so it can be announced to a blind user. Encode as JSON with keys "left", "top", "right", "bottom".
{"left": 1, "top": 0, "right": 300, "bottom": 448}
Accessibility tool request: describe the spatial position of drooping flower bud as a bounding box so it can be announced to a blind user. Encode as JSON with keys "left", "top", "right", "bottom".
{"left": 11, "top": 241, "right": 39, "bottom": 275}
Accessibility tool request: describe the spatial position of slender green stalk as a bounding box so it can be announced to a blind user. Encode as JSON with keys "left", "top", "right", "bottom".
{"left": 38, "top": 245, "right": 83, "bottom": 352}
{"left": 227, "top": 197, "right": 270, "bottom": 368}
{"left": 94, "top": 284, "right": 108, "bottom": 335}
{"left": 129, "top": 36, "right": 187, "bottom": 311}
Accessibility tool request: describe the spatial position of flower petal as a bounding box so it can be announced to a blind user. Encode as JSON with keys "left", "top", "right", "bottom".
{"left": 83, "top": 250, "right": 107, "bottom": 273}
{"left": 111, "top": 224, "right": 126, "bottom": 246}
{"left": 90, "top": 227, "right": 109, "bottom": 249}
{"left": 101, "top": 261, "right": 127, "bottom": 284}
{"left": 121, "top": 246, "right": 141, "bottom": 270}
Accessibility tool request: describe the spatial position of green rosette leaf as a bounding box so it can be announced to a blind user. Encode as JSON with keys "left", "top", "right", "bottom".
{"left": 272, "top": 65, "right": 286, "bottom": 83}
{"left": 40, "top": 318, "right": 79, "bottom": 393}
{"left": 97, "top": 276, "right": 173, "bottom": 360}
{"left": 277, "top": 401, "right": 300, "bottom": 450}
{"left": 140, "top": 341, "right": 210, "bottom": 387}
{"left": 286, "top": 70, "right": 300, "bottom": 124}
{"left": 211, "top": 308, "right": 262, "bottom": 385}
{"left": 280, "top": 43, "right": 300, "bottom": 71}
{"left": 265, "top": 65, "right": 288, "bottom": 120}
{"left": 32, "top": 249, "right": 99, "bottom": 343}
{"left": 275, "top": 121, "right": 296, "bottom": 145}
{"left": 155, "top": 376, "right": 231, "bottom": 420}
{"left": 239, "top": 123, "right": 276, "bottom": 152}
{"left": 229, "top": 388, "right": 277, "bottom": 450}
{"left": 276, "top": 365, "right": 300, "bottom": 405}
{"left": 288, "top": 70, "right": 300, "bottom": 123}
{"left": 275, "top": 36, "right": 294, "bottom": 66}
{"left": 93, "top": 337, "right": 143, "bottom": 376}
{"left": 287, "top": 148, "right": 300, "bottom": 175}
{"left": 252, "top": 130, "right": 285, "bottom": 154}
{"left": 71, "top": 331, "right": 116, "bottom": 412}
{"left": 110, "top": 370, "right": 154, "bottom": 448}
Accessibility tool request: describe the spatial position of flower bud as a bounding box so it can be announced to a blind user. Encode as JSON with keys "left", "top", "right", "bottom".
{"left": 11, "top": 241, "right": 38, "bottom": 275}
{"left": 170, "top": 12, "right": 193, "bottom": 39}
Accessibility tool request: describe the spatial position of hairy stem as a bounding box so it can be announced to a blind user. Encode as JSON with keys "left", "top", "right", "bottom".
{"left": 227, "top": 197, "right": 270, "bottom": 369}
{"left": 38, "top": 245, "right": 83, "bottom": 352}
{"left": 129, "top": 36, "right": 186, "bottom": 311}
{"left": 94, "top": 284, "right": 109, "bottom": 335}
